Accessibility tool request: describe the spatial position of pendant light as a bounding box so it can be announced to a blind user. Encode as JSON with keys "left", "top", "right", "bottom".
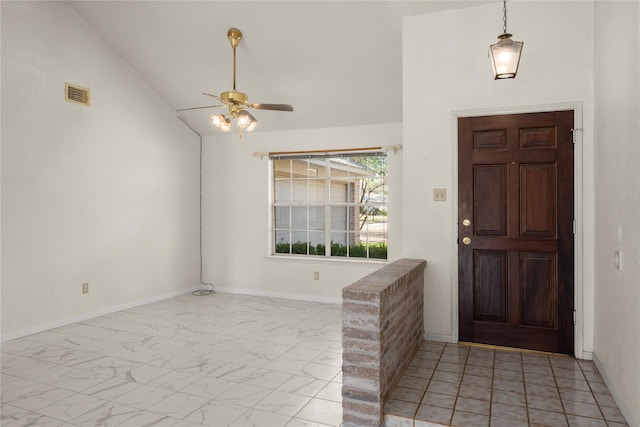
{"left": 489, "top": 0, "right": 523, "bottom": 79}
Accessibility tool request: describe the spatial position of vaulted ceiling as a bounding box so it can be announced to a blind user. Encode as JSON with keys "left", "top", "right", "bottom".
{"left": 69, "top": 1, "right": 496, "bottom": 135}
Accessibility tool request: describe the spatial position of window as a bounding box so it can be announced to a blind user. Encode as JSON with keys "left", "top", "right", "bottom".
{"left": 271, "top": 151, "right": 388, "bottom": 260}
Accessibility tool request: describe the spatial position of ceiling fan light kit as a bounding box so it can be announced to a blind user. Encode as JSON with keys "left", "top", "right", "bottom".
{"left": 211, "top": 114, "right": 231, "bottom": 131}
{"left": 179, "top": 27, "right": 293, "bottom": 137}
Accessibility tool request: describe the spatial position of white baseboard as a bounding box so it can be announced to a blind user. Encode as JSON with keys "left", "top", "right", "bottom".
{"left": 1, "top": 285, "right": 201, "bottom": 342}
{"left": 592, "top": 353, "right": 638, "bottom": 427}
{"left": 580, "top": 350, "right": 593, "bottom": 361}
{"left": 214, "top": 286, "right": 342, "bottom": 305}
{"left": 425, "top": 333, "right": 455, "bottom": 343}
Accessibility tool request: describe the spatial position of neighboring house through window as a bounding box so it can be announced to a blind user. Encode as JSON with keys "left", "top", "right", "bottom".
{"left": 271, "top": 150, "right": 388, "bottom": 260}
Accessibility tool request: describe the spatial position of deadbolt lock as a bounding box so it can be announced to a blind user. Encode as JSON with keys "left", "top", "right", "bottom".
{"left": 462, "top": 237, "right": 472, "bottom": 245}
{"left": 462, "top": 219, "right": 471, "bottom": 227}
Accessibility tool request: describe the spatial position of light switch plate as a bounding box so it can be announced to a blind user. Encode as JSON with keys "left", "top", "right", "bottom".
{"left": 433, "top": 188, "right": 447, "bottom": 201}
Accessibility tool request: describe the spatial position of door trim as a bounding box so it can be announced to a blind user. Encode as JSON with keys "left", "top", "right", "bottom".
{"left": 450, "top": 102, "right": 585, "bottom": 359}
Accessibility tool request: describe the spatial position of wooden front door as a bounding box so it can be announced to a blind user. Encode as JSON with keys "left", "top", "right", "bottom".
{"left": 458, "top": 111, "right": 574, "bottom": 354}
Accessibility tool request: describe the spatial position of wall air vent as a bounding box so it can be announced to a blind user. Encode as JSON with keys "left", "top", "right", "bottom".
{"left": 65, "top": 83, "right": 90, "bottom": 107}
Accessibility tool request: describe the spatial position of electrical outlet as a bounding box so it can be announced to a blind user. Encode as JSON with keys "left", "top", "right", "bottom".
{"left": 313, "top": 271, "right": 320, "bottom": 280}
{"left": 82, "top": 283, "right": 89, "bottom": 294}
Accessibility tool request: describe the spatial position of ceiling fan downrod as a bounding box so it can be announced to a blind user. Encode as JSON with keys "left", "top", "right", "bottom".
{"left": 227, "top": 28, "right": 242, "bottom": 91}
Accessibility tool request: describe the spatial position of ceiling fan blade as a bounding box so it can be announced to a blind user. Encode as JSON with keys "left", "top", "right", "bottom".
{"left": 203, "top": 92, "right": 224, "bottom": 102}
{"left": 176, "top": 104, "right": 223, "bottom": 112}
{"left": 249, "top": 103, "right": 294, "bottom": 112}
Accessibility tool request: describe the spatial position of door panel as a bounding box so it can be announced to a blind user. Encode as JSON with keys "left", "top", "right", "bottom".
{"left": 474, "top": 250, "right": 507, "bottom": 322}
{"left": 521, "top": 252, "right": 557, "bottom": 328}
{"left": 520, "top": 127, "right": 557, "bottom": 149}
{"left": 520, "top": 163, "right": 557, "bottom": 237}
{"left": 458, "top": 111, "right": 574, "bottom": 354}
{"left": 474, "top": 165, "right": 507, "bottom": 235}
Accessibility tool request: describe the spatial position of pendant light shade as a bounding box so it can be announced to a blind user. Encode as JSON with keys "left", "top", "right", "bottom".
{"left": 489, "top": 33, "right": 523, "bottom": 79}
{"left": 489, "top": 0, "right": 523, "bottom": 79}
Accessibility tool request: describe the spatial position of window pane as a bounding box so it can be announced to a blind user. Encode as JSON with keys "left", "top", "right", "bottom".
{"left": 309, "top": 207, "right": 325, "bottom": 230}
{"left": 291, "top": 181, "right": 308, "bottom": 203}
{"left": 275, "top": 181, "right": 292, "bottom": 203}
{"left": 359, "top": 207, "right": 387, "bottom": 232}
{"left": 291, "top": 231, "right": 308, "bottom": 245}
{"left": 347, "top": 231, "right": 360, "bottom": 246}
{"left": 291, "top": 240, "right": 309, "bottom": 255}
{"left": 330, "top": 240, "right": 348, "bottom": 257}
{"left": 309, "top": 232, "right": 325, "bottom": 255}
{"left": 274, "top": 230, "right": 290, "bottom": 254}
{"left": 368, "top": 242, "right": 387, "bottom": 259}
{"left": 348, "top": 235, "right": 368, "bottom": 258}
{"left": 330, "top": 180, "right": 351, "bottom": 203}
{"left": 274, "top": 206, "right": 290, "bottom": 228}
{"left": 348, "top": 206, "right": 360, "bottom": 232}
{"left": 291, "top": 207, "right": 307, "bottom": 229}
{"left": 273, "top": 159, "right": 292, "bottom": 179}
{"left": 331, "top": 206, "right": 347, "bottom": 232}
{"left": 289, "top": 159, "right": 319, "bottom": 178}
{"left": 331, "top": 232, "right": 348, "bottom": 248}
{"left": 309, "top": 179, "right": 325, "bottom": 203}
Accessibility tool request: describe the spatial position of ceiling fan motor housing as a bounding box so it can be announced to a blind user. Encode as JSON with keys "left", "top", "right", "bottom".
{"left": 220, "top": 91, "right": 248, "bottom": 117}
{"left": 220, "top": 90, "right": 248, "bottom": 104}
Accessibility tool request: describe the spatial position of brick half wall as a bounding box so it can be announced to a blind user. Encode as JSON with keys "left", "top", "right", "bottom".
{"left": 342, "top": 258, "right": 427, "bottom": 426}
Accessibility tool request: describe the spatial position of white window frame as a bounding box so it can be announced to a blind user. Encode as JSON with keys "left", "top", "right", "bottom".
{"left": 270, "top": 150, "right": 388, "bottom": 260}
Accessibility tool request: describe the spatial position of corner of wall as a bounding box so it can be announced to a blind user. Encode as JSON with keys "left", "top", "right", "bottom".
{"left": 592, "top": 353, "right": 639, "bottom": 427}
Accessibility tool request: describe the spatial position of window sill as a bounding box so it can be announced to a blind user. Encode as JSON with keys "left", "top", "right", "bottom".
{"left": 266, "top": 254, "right": 388, "bottom": 266}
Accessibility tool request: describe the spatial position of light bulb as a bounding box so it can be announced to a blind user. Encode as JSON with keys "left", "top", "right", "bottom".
{"left": 238, "top": 115, "right": 250, "bottom": 128}
{"left": 498, "top": 51, "right": 512, "bottom": 63}
{"left": 236, "top": 110, "right": 256, "bottom": 130}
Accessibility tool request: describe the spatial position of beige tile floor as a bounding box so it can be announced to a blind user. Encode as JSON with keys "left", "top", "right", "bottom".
{"left": 1, "top": 292, "right": 343, "bottom": 427}
{"left": 383, "top": 341, "right": 629, "bottom": 427}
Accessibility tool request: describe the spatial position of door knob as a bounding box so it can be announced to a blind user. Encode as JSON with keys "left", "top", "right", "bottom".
{"left": 462, "top": 237, "right": 471, "bottom": 245}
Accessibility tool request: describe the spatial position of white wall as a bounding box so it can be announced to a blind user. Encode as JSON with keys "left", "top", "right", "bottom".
{"left": 1, "top": 2, "right": 201, "bottom": 338}
{"left": 201, "top": 124, "right": 403, "bottom": 302}
{"left": 593, "top": 2, "right": 640, "bottom": 425}
{"left": 402, "top": 2, "right": 595, "bottom": 350}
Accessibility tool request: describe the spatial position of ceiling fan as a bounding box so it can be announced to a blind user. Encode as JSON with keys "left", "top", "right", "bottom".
{"left": 177, "top": 27, "right": 293, "bottom": 135}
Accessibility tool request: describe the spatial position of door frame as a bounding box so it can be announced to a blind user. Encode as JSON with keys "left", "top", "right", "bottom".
{"left": 450, "top": 102, "right": 585, "bottom": 359}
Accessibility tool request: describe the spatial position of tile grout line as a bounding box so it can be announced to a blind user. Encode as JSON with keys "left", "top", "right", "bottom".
{"left": 580, "top": 359, "right": 609, "bottom": 425}
{"left": 449, "top": 342, "right": 464, "bottom": 426}
{"left": 522, "top": 351, "right": 530, "bottom": 427}
{"left": 410, "top": 345, "right": 432, "bottom": 421}
{"left": 554, "top": 355, "right": 573, "bottom": 427}
{"left": 488, "top": 347, "right": 495, "bottom": 425}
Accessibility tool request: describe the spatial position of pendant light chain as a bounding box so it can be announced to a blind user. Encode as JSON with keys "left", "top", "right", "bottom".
{"left": 503, "top": 0, "right": 508, "bottom": 34}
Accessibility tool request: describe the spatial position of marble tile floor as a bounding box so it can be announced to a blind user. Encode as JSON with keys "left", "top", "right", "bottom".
{"left": 1, "top": 291, "right": 631, "bottom": 427}
{"left": 1, "top": 292, "right": 344, "bottom": 427}
{"left": 384, "top": 341, "right": 629, "bottom": 427}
